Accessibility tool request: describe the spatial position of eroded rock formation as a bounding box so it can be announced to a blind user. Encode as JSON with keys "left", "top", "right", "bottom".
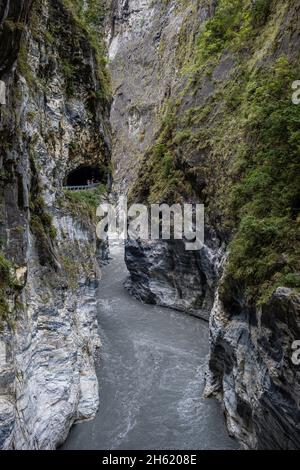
{"left": 107, "top": 0, "right": 300, "bottom": 449}
{"left": 1, "top": 0, "right": 299, "bottom": 451}
{"left": 0, "top": 0, "right": 111, "bottom": 449}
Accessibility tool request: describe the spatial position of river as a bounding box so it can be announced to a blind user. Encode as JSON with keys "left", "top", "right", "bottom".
{"left": 63, "top": 243, "right": 237, "bottom": 450}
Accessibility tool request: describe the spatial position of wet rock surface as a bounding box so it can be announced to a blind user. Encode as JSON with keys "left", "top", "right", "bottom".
{"left": 63, "top": 244, "right": 237, "bottom": 450}
{"left": 1, "top": 0, "right": 299, "bottom": 452}
{"left": 106, "top": 0, "right": 196, "bottom": 193}
{"left": 206, "top": 287, "right": 300, "bottom": 450}
{"left": 0, "top": 0, "right": 110, "bottom": 449}
{"left": 106, "top": 0, "right": 300, "bottom": 451}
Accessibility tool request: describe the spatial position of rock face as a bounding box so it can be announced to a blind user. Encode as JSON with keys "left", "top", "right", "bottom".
{"left": 0, "top": 0, "right": 32, "bottom": 76}
{"left": 0, "top": 0, "right": 110, "bottom": 449}
{"left": 107, "top": 0, "right": 218, "bottom": 317}
{"left": 106, "top": 0, "right": 194, "bottom": 193}
{"left": 125, "top": 238, "right": 221, "bottom": 321}
{"left": 1, "top": 0, "right": 299, "bottom": 452}
{"left": 107, "top": 0, "right": 300, "bottom": 450}
{"left": 7, "top": 215, "right": 101, "bottom": 450}
{"left": 206, "top": 287, "right": 300, "bottom": 449}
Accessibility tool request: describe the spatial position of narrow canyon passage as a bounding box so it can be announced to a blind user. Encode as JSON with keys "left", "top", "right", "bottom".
{"left": 63, "top": 244, "right": 237, "bottom": 450}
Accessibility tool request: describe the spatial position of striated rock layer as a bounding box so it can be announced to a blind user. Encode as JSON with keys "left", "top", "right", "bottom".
{"left": 107, "top": 0, "right": 300, "bottom": 449}
{"left": 125, "top": 237, "right": 221, "bottom": 321}
{"left": 0, "top": 0, "right": 110, "bottom": 449}
{"left": 105, "top": 0, "right": 192, "bottom": 193}
{"left": 206, "top": 286, "right": 300, "bottom": 449}
{"left": 107, "top": 0, "right": 220, "bottom": 318}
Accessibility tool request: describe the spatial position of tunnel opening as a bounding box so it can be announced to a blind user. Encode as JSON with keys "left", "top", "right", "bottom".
{"left": 65, "top": 165, "right": 104, "bottom": 188}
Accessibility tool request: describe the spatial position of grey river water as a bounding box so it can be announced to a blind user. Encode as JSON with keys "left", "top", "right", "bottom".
{"left": 63, "top": 244, "right": 237, "bottom": 450}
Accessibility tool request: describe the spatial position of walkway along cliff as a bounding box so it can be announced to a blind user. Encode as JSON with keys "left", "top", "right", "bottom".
{"left": 0, "top": 0, "right": 111, "bottom": 449}
{"left": 0, "top": 0, "right": 299, "bottom": 450}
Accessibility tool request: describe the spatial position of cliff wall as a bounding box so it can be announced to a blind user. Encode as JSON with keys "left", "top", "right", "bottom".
{"left": 107, "top": 0, "right": 300, "bottom": 449}
{"left": 0, "top": 0, "right": 111, "bottom": 449}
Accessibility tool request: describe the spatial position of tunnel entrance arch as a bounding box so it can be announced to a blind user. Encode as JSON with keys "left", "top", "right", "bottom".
{"left": 65, "top": 165, "right": 103, "bottom": 189}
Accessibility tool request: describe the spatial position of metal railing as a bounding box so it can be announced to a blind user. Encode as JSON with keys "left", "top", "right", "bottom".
{"left": 63, "top": 183, "right": 101, "bottom": 191}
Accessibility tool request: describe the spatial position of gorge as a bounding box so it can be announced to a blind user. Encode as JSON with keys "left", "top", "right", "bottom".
{"left": 0, "top": 0, "right": 300, "bottom": 451}
{"left": 63, "top": 243, "right": 237, "bottom": 450}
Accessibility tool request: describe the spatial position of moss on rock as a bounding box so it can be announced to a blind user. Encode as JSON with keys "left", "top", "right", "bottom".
{"left": 129, "top": 0, "right": 300, "bottom": 304}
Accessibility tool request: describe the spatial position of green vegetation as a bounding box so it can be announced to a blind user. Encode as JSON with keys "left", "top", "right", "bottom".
{"left": 61, "top": 256, "right": 78, "bottom": 290}
{"left": 30, "top": 194, "right": 57, "bottom": 241}
{"left": 4, "top": 19, "right": 25, "bottom": 31}
{"left": 189, "top": 0, "right": 273, "bottom": 66}
{"left": 129, "top": 110, "right": 196, "bottom": 204}
{"left": 25, "top": 0, "right": 110, "bottom": 100}
{"left": 0, "top": 252, "right": 13, "bottom": 324}
{"left": 64, "top": 184, "right": 107, "bottom": 219}
{"left": 61, "top": 0, "right": 110, "bottom": 99}
{"left": 17, "top": 43, "right": 36, "bottom": 88}
{"left": 60, "top": 57, "right": 77, "bottom": 96}
{"left": 29, "top": 174, "right": 57, "bottom": 267}
{"left": 0, "top": 252, "right": 24, "bottom": 328}
{"left": 224, "top": 57, "right": 300, "bottom": 303}
{"left": 0, "top": 252, "right": 12, "bottom": 288}
{"left": 195, "top": 0, "right": 251, "bottom": 61}
{"left": 0, "top": 296, "right": 9, "bottom": 324}
{"left": 130, "top": 0, "right": 300, "bottom": 304}
{"left": 251, "top": 0, "right": 272, "bottom": 27}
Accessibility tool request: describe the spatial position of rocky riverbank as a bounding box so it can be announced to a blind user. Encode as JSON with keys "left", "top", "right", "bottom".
{"left": 106, "top": 0, "right": 300, "bottom": 450}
